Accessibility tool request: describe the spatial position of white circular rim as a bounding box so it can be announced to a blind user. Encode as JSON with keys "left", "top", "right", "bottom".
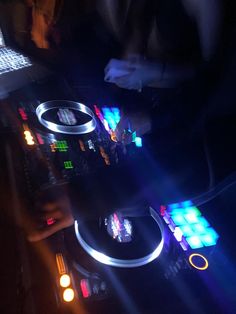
{"left": 74, "top": 207, "right": 165, "bottom": 268}
{"left": 36, "top": 100, "right": 96, "bottom": 134}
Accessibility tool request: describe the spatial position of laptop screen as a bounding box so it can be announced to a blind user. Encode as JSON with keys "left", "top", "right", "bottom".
{"left": 0, "top": 28, "right": 5, "bottom": 47}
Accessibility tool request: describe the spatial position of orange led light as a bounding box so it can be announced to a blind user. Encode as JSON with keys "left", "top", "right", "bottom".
{"left": 50, "top": 143, "right": 56, "bottom": 152}
{"left": 60, "top": 274, "right": 71, "bottom": 288}
{"left": 63, "top": 288, "right": 75, "bottom": 302}
{"left": 56, "top": 253, "right": 66, "bottom": 275}
{"left": 111, "top": 131, "right": 117, "bottom": 142}
{"left": 24, "top": 130, "right": 35, "bottom": 145}
{"left": 189, "top": 253, "right": 209, "bottom": 270}
{"left": 79, "top": 140, "right": 86, "bottom": 151}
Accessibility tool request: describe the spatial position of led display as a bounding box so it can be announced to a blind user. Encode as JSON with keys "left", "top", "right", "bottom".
{"left": 106, "top": 212, "right": 133, "bottom": 243}
{"left": 64, "top": 161, "right": 73, "bottom": 169}
{"left": 57, "top": 108, "right": 77, "bottom": 125}
{"left": 55, "top": 140, "right": 68, "bottom": 152}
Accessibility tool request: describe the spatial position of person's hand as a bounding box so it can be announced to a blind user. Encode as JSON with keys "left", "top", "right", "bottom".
{"left": 28, "top": 192, "right": 74, "bottom": 242}
{"left": 115, "top": 110, "right": 152, "bottom": 144}
{"left": 105, "top": 57, "right": 162, "bottom": 90}
{"left": 104, "top": 58, "right": 135, "bottom": 84}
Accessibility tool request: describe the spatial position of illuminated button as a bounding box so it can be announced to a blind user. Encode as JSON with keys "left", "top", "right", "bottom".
{"left": 55, "top": 140, "right": 68, "bottom": 152}
{"left": 102, "top": 107, "right": 109, "bottom": 114}
{"left": 63, "top": 288, "right": 75, "bottom": 302}
{"left": 46, "top": 218, "right": 55, "bottom": 226}
{"left": 189, "top": 253, "right": 209, "bottom": 270}
{"left": 111, "top": 107, "right": 119, "bottom": 114}
{"left": 197, "top": 216, "right": 210, "bottom": 227}
{"left": 79, "top": 140, "right": 86, "bottom": 151}
{"left": 24, "top": 130, "right": 35, "bottom": 145}
{"left": 36, "top": 133, "right": 44, "bottom": 145}
{"left": 173, "top": 227, "right": 183, "bottom": 242}
{"left": 200, "top": 228, "right": 219, "bottom": 246}
{"left": 185, "top": 207, "right": 201, "bottom": 216}
{"left": 131, "top": 131, "right": 137, "bottom": 142}
{"left": 179, "top": 240, "right": 188, "bottom": 251}
{"left": 50, "top": 143, "right": 56, "bottom": 152}
{"left": 64, "top": 161, "right": 73, "bottom": 169}
{"left": 200, "top": 234, "right": 217, "bottom": 247}
{"left": 181, "top": 200, "right": 193, "bottom": 208}
{"left": 135, "top": 137, "right": 142, "bottom": 147}
{"left": 179, "top": 224, "right": 194, "bottom": 237}
{"left": 18, "top": 108, "right": 28, "bottom": 120}
{"left": 103, "top": 119, "right": 110, "bottom": 132}
{"left": 60, "top": 274, "right": 71, "bottom": 288}
{"left": 110, "top": 131, "right": 117, "bottom": 142}
{"left": 192, "top": 223, "right": 206, "bottom": 234}
{"left": 170, "top": 208, "right": 184, "bottom": 215}
{"left": 56, "top": 253, "right": 66, "bottom": 275}
{"left": 160, "top": 205, "right": 167, "bottom": 216}
{"left": 186, "top": 235, "right": 204, "bottom": 249}
{"left": 171, "top": 214, "right": 186, "bottom": 226}
{"left": 169, "top": 203, "right": 180, "bottom": 210}
{"left": 80, "top": 279, "right": 91, "bottom": 298}
{"left": 184, "top": 212, "right": 199, "bottom": 224}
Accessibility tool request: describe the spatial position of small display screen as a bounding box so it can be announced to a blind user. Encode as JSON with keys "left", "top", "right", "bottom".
{"left": 105, "top": 212, "right": 133, "bottom": 243}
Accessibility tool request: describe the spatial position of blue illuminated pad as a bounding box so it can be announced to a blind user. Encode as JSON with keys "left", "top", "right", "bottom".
{"left": 98, "top": 107, "right": 142, "bottom": 147}
{"left": 165, "top": 201, "right": 219, "bottom": 250}
{"left": 102, "top": 107, "right": 120, "bottom": 131}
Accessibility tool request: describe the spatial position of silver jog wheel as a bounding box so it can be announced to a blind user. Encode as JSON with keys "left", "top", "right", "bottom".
{"left": 36, "top": 100, "right": 96, "bottom": 134}
{"left": 74, "top": 207, "right": 165, "bottom": 268}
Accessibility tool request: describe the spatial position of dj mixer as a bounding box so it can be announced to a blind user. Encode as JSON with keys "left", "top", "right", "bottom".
{"left": 2, "top": 71, "right": 236, "bottom": 314}
{"left": 4, "top": 75, "right": 150, "bottom": 312}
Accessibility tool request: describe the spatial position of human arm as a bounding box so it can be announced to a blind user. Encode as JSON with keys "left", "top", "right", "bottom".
{"left": 105, "top": 57, "right": 196, "bottom": 90}
{"left": 182, "top": 0, "right": 222, "bottom": 61}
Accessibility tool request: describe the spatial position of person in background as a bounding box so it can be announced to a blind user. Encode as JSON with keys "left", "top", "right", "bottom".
{"left": 100, "top": 0, "right": 228, "bottom": 142}
{"left": 26, "top": 0, "right": 63, "bottom": 48}
{"left": 103, "top": 0, "right": 223, "bottom": 89}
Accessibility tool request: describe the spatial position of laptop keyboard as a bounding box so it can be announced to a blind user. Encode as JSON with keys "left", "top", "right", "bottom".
{"left": 0, "top": 47, "right": 32, "bottom": 75}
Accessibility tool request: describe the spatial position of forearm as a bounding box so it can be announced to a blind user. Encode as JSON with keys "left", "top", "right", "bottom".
{"left": 182, "top": 0, "right": 222, "bottom": 61}
{"left": 147, "top": 62, "right": 196, "bottom": 88}
{"left": 124, "top": 0, "right": 156, "bottom": 56}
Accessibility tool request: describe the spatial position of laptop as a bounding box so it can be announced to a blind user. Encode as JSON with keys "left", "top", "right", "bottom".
{"left": 0, "top": 27, "right": 49, "bottom": 99}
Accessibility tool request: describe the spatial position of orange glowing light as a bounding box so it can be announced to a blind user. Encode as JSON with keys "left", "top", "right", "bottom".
{"left": 189, "top": 253, "right": 209, "bottom": 270}
{"left": 111, "top": 131, "right": 117, "bottom": 142}
{"left": 24, "top": 130, "right": 35, "bottom": 145}
{"left": 60, "top": 274, "right": 71, "bottom": 288}
{"left": 50, "top": 143, "right": 56, "bottom": 152}
{"left": 56, "top": 253, "right": 66, "bottom": 275}
{"left": 63, "top": 288, "right": 75, "bottom": 302}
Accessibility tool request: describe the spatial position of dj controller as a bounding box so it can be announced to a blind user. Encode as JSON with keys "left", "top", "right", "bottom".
{"left": 1, "top": 72, "right": 236, "bottom": 314}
